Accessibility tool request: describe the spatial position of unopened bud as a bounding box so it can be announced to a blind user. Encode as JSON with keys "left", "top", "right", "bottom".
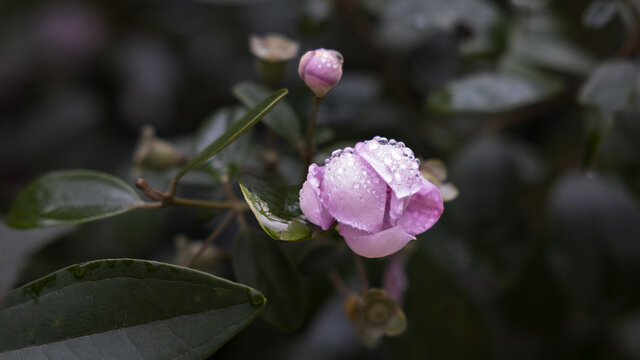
{"left": 133, "top": 125, "right": 187, "bottom": 173}
{"left": 298, "top": 48, "right": 343, "bottom": 98}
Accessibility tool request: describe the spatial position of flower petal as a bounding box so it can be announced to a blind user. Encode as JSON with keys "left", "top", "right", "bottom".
{"left": 321, "top": 150, "right": 387, "bottom": 232}
{"left": 355, "top": 138, "right": 423, "bottom": 199}
{"left": 299, "top": 164, "right": 334, "bottom": 230}
{"left": 389, "top": 191, "right": 409, "bottom": 221}
{"left": 395, "top": 178, "right": 443, "bottom": 235}
{"left": 339, "top": 224, "right": 415, "bottom": 258}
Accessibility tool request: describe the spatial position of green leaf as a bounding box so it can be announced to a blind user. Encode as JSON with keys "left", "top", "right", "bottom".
{"left": 232, "top": 82, "right": 302, "bottom": 146}
{"left": 0, "top": 259, "right": 265, "bottom": 359}
{"left": 582, "top": 0, "right": 619, "bottom": 28}
{"left": 578, "top": 59, "right": 640, "bottom": 115}
{"left": 239, "top": 175, "right": 331, "bottom": 241}
{"left": 427, "top": 69, "right": 560, "bottom": 114}
{"left": 195, "top": 105, "right": 253, "bottom": 180}
{"left": 0, "top": 219, "right": 75, "bottom": 300}
{"left": 7, "top": 170, "right": 142, "bottom": 229}
{"left": 232, "top": 228, "right": 307, "bottom": 331}
{"left": 176, "top": 88, "right": 288, "bottom": 180}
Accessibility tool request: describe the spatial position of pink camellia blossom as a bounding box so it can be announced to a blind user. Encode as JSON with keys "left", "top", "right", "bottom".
{"left": 298, "top": 48, "right": 343, "bottom": 98}
{"left": 299, "top": 136, "right": 444, "bottom": 258}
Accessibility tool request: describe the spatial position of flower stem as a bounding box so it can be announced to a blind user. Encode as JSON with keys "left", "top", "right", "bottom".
{"left": 304, "top": 96, "right": 322, "bottom": 168}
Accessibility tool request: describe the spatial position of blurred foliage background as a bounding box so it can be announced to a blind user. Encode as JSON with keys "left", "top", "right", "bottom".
{"left": 2, "top": 0, "right": 640, "bottom": 359}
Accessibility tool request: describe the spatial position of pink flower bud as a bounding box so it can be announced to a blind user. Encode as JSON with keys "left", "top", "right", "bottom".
{"left": 298, "top": 48, "right": 343, "bottom": 98}
{"left": 299, "top": 136, "right": 444, "bottom": 258}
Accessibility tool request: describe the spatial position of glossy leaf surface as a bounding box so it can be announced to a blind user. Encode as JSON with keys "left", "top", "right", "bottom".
{"left": 239, "top": 175, "right": 331, "bottom": 241}
{"left": 7, "top": 170, "right": 142, "bottom": 229}
{"left": 0, "top": 259, "right": 265, "bottom": 359}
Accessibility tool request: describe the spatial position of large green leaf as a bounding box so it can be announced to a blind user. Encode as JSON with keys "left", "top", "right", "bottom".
{"left": 232, "top": 82, "right": 302, "bottom": 146}
{"left": 0, "top": 259, "right": 265, "bottom": 359}
{"left": 195, "top": 105, "right": 253, "bottom": 180}
{"left": 232, "top": 228, "right": 307, "bottom": 331}
{"left": 176, "top": 88, "right": 288, "bottom": 180}
{"left": 427, "top": 69, "right": 560, "bottom": 115}
{"left": 239, "top": 175, "right": 331, "bottom": 241}
{"left": 7, "top": 170, "right": 143, "bottom": 229}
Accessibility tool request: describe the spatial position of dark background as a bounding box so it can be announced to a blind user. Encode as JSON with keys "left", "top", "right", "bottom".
{"left": 2, "top": 0, "right": 640, "bottom": 359}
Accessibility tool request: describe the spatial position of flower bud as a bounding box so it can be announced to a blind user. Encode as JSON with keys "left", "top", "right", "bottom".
{"left": 249, "top": 33, "right": 299, "bottom": 87}
{"left": 298, "top": 48, "right": 343, "bottom": 98}
{"left": 133, "top": 125, "right": 187, "bottom": 173}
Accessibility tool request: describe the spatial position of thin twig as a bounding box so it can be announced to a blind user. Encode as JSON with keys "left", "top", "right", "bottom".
{"left": 184, "top": 211, "right": 235, "bottom": 268}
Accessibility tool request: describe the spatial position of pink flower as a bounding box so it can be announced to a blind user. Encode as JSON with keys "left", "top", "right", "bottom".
{"left": 298, "top": 48, "right": 343, "bottom": 98}
{"left": 299, "top": 136, "right": 444, "bottom": 258}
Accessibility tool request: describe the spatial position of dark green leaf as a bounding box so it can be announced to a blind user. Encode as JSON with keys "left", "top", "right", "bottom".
{"left": 176, "top": 88, "right": 288, "bottom": 180}
{"left": 239, "top": 175, "right": 331, "bottom": 241}
{"left": 427, "top": 69, "right": 560, "bottom": 114}
{"left": 232, "top": 82, "right": 302, "bottom": 147}
{"left": 195, "top": 105, "right": 253, "bottom": 180}
{"left": 0, "top": 259, "right": 265, "bottom": 359}
{"left": 578, "top": 60, "right": 639, "bottom": 115}
{"left": 232, "top": 228, "right": 307, "bottom": 331}
{"left": 582, "top": 0, "right": 619, "bottom": 28}
{"left": 0, "top": 220, "right": 75, "bottom": 300}
{"left": 7, "top": 170, "right": 142, "bottom": 229}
